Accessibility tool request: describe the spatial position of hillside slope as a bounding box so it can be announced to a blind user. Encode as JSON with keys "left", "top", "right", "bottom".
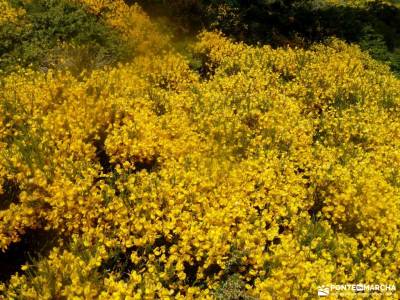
{"left": 0, "top": 0, "right": 400, "bottom": 299}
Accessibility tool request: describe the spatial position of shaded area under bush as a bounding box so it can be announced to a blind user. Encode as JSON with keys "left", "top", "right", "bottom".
{"left": 0, "top": 179, "right": 20, "bottom": 210}
{"left": 0, "top": 228, "right": 58, "bottom": 282}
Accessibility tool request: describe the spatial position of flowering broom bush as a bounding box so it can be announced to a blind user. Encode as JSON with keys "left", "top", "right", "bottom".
{"left": 0, "top": 0, "right": 399, "bottom": 299}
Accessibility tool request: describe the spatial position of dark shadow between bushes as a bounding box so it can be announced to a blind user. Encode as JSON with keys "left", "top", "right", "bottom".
{"left": 0, "top": 228, "right": 58, "bottom": 282}
{"left": 0, "top": 179, "right": 20, "bottom": 211}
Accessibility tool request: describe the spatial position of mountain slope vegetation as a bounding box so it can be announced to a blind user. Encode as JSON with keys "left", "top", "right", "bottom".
{"left": 0, "top": 0, "right": 399, "bottom": 299}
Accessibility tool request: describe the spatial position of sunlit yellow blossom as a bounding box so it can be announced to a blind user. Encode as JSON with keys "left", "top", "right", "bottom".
{"left": 1, "top": 3, "right": 400, "bottom": 299}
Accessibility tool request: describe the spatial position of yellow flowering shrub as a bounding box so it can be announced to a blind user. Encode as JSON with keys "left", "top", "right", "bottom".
{"left": 1, "top": 2, "right": 400, "bottom": 299}
{"left": 74, "top": 0, "right": 170, "bottom": 54}
{"left": 0, "top": 0, "right": 25, "bottom": 25}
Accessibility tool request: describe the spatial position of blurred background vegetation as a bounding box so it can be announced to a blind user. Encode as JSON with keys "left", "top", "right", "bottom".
{"left": 1, "top": 0, "right": 399, "bottom": 75}
{"left": 137, "top": 0, "right": 400, "bottom": 76}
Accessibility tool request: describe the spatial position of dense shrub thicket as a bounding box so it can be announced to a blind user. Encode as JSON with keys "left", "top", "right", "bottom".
{"left": 0, "top": 0, "right": 399, "bottom": 299}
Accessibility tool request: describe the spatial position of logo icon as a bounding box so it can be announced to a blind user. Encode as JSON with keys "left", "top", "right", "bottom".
{"left": 318, "top": 286, "right": 330, "bottom": 297}
{"left": 356, "top": 284, "right": 364, "bottom": 292}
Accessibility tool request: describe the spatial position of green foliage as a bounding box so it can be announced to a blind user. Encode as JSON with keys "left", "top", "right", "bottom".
{"left": 358, "top": 24, "right": 400, "bottom": 76}
{"left": 214, "top": 274, "right": 255, "bottom": 300}
{"left": 0, "top": 0, "right": 131, "bottom": 74}
{"left": 359, "top": 25, "right": 391, "bottom": 62}
{"left": 390, "top": 48, "right": 400, "bottom": 74}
